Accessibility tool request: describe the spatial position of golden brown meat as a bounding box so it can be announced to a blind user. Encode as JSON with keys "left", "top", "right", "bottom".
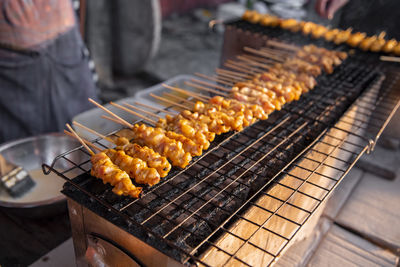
{"left": 157, "top": 115, "right": 212, "bottom": 149}
{"left": 259, "top": 14, "right": 280, "bottom": 27}
{"left": 115, "top": 137, "right": 171, "bottom": 178}
{"left": 346, "top": 32, "right": 366, "bottom": 47}
{"left": 370, "top": 38, "right": 386, "bottom": 52}
{"left": 130, "top": 124, "right": 192, "bottom": 168}
{"left": 382, "top": 39, "right": 398, "bottom": 53}
{"left": 311, "top": 25, "right": 328, "bottom": 39}
{"left": 324, "top": 29, "right": 339, "bottom": 42}
{"left": 333, "top": 28, "right": 352, "bottom": 45}
{"left": 193, "top": 101, "right": 247, "bottom": 132}
{"left": 302, "top": 22, "right": 317, "bottom": 35}
{"left": 164, "top": 131, "right": 203, "bottom": 156}
{"left": 105, "top": 149, "right": 160, "bottom": 186}
{"left": 280, "top": 19, "right": 299, "bottom": 30}
{"left": 359, "top": 35, "right": 377, "bottom": 51}
{"left": 393, "top": 43, "right": 400, "bottom": 56}
{"left": 241, "top": 10, "right": 254, "bottom": 21}
{"left": 91, "top": 152, "right": 142, "bottom": 198}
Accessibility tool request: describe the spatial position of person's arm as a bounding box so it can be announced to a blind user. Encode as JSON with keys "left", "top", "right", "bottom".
{"left": 315, "top": 0, "right": 349, "bottom": 19}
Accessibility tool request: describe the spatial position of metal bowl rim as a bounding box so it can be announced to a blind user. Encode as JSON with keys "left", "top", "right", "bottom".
{"left": 0, "top": 132, "right": 73, "bottom": 208}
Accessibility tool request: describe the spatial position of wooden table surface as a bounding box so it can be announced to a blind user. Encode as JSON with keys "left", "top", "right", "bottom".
{"left": 0, "top": 209, "right": 71, "bottom": 267}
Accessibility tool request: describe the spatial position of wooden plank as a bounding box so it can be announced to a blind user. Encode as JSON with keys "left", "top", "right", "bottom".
{"left": 335, "top": 169, "right": 400, "bottom": 253}
{"left": 275, "top": 218, "right": 331, "bottom": 267}
{"left": 308, "top": 225, "right": 398, "bottom": 266}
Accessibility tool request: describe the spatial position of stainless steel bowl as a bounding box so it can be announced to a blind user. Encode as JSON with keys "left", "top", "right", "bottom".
{"left": 0, "top": 133, "right": 83, "bottom": 217}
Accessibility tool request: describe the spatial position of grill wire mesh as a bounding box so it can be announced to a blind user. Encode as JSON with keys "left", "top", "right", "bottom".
{"left": 43, "top": 21, "right": 400, "bottom": 266}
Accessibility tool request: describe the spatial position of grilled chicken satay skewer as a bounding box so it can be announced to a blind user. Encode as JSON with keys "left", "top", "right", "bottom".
{"left": 129, "top": 101, "right": 217, "bottom": 144}
{"left": 124, "top": 101, "right": 213, "bottom": 149}
{"left": 152, "top": 93, "right": 232, "bottom": 134}
{"left": 89, "top": 98, "right": 193, "bottom": 168}
{"left": 110, "top": 101, "right": 206, "bottom": 156}
{"left": 164, "top": 85, "right": 266, "bottom": 125}
{"left": 64, "top": 125, "right": 143, "bottom": 197}
{"left": 180, "top": 84, "right": 269, "bottom": 121}
{"left": 109, "top": 101, "right": 203, "bottom": 157}
{"left": 73, "top": 121, "right": 171, "bottom": 178}
{"left": 65, "top": 126, "right": 160, "bottom": 186}
{"left": 101, "top": 114, "right": 192, "bottom": 169}
{"left": 188, "top": 75, "right": 283, "bottom": 114}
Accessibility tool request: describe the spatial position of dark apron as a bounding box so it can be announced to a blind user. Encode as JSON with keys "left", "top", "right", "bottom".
{"left": 0, "top": 26, "right": 98, "bottom": 143}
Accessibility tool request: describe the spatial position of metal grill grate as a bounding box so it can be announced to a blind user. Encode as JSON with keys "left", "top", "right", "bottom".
{"left": 42, "top": 31, "right": 400, "bottom": 266}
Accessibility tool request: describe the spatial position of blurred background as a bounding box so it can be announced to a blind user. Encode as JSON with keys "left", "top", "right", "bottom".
{"left": 83, "top": 0, "right": 335, "bottom": 101}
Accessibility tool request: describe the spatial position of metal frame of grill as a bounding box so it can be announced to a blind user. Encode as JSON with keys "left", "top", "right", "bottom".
{"left": 42, "top": 26, "right": 400, "bottom": 266}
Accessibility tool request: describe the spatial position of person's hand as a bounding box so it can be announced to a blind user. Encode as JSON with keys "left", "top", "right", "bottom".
{"left": 315, "top": 0, "right": 349, "bottom": 19}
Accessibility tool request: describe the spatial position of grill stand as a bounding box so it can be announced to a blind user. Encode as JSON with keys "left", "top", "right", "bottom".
{"left": 43, "top": 23, "right": 400, "bottom": 266}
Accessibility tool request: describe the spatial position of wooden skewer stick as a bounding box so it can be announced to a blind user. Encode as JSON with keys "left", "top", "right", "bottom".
{"left": 225, "top": 61, "right": 259, "bottom": 74}
{"left": 64, "top": 130, "right": 103, "bottom": 152}
{"left": 164, "top": 93, "right": 195, "bottom": 105}
{"left": 101, "top": 115, "right": 132, "bottom": 128}
{"left": 65, "top": 123, "right": 94, "bottom": 156}
{"left": 162, "top": 84, "right": 210, "bottom": 101}
{"left": 243, "top": 47, "right": 284, "bottom": 62}
{"left": 110, "top": 102, "right": 157, "bottom": 125}
{"left": 224, "top": 62, "right": 255, "bottom": 75}
{"left": 123, "top": 102, "right": 163, "bottom": 119}
{"left": 194, "top": 73, "right": 234, "bottom": 86}
{"left": 72, "top": 121, "right": 116, "bottom": 144}
{"left": 260, "top": 47, "right": 293, "bottom": 57}
{"left": 226, "top": 59, "right": 259, "bottom": 71}
{"left": 266, "top": 40, "right": 299, "bottom": 52}
{"left": 184, "top": 81, "right": 229, "bottom": 97}
{"left": 88, "top": 98, "right": 132, "bottom": 129}
{"left": 150, "top": 93, "right": 191, "bottom": 110}
{"left": 380, "top": 56, "right": 400, "bottom": 63}
{"left": 210, "top": 74, "right": 237, "bottom": 85}
{"left": 216, "top": 70, "right": 246, "bottom": 80}
{"left": 240, "top": 54, "right": 277, "bottom": 65}
{"left": 214, "top": 74, "right": 238, "bottom": 84}
{"left": 215, "top": 68, "right": 251, "bottom": 78}
{"left": 163, "top": 92, "right": 196, "bottom": 105}
{"left": 190, "top": 78, "right": 231, "bottom": 92}
{"left": 216, "top": 72, "right": 243, "bottom": 83}
{"left": 133, "top": 102, "right": 176, "bottom": 116}
{"left": 236, "top": 56, "right": 271, "bottom": 70}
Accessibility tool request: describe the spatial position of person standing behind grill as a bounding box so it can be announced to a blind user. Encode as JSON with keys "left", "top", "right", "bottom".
{"left": 0, "top": 0, "right": 98, "bottom": 143}
{"left": 315, "top": 0, "right": 400, "bottom": 39}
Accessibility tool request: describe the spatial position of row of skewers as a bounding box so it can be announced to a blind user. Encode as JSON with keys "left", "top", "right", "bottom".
{"left": 241, "top": 10, "right": 400, "bottom": 55}
{"left": 65, "top": 42, "right": 347, "bottom": 199}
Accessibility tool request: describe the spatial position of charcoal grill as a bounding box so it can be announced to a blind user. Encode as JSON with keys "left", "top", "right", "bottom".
{"left": 42, "top": 20, "right": 400, "bottom": 267}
